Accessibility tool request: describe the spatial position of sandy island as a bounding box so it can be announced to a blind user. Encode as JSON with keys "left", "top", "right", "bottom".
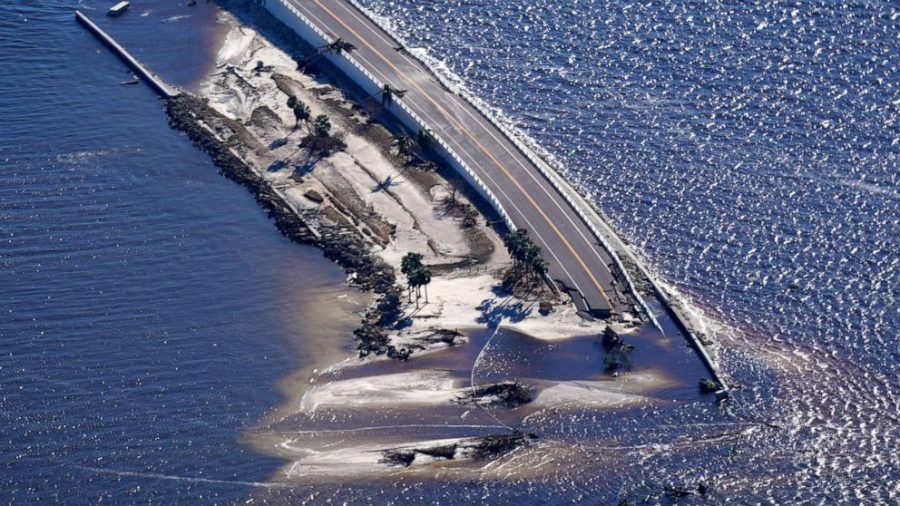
{"left": 163, "top": 5, "right": 695, "bottom": 481}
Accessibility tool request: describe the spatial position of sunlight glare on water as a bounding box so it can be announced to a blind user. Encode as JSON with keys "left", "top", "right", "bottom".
{"left": 354, "top": 0, "right": 899, "bottom": 501}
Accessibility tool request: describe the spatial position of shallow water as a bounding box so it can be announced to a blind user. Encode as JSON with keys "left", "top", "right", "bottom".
{"left": 351, "top": 0, "right": 899, "bottom": 501}
{"left": 0, "top": 1, "right": 361, "bottom": 503}
{"left": 250, "top": 324, "right": 725, "bottom": 503}
{"left": 2, "top": 0, "right": 897, "bottom": 503}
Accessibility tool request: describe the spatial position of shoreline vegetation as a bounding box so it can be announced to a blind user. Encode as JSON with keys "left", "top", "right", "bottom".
{"left": 161, "top": 3, "right": 716, "bottom": 480}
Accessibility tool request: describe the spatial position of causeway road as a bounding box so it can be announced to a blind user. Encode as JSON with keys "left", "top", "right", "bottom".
{"left": 287, "top": 0, "right": 625, "bottom": 317}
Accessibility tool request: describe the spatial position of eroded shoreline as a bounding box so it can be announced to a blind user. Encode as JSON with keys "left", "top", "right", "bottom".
{"left": 161, "top": 3, "right": 717, "bottom": 483}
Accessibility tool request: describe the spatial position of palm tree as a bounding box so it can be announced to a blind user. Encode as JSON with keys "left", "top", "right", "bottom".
{"left": 416, "top": 128, "right": 432, "bottom": 149}
{"left": 503, "top": 229, "right": 530, "bottom": 270}
{"left": 522, "top": 243, "right": 542, "bottom": 283}
{"left": 312, "top": 115, "right": 331, "bottom": 138}
{"left": 410, "top": 265, "right": 432, "bottom": 305}
{"left": 401, "top": 252, "right": 424, "bottom": 302}
{"left": 530, "top": 255, "right": 548, "bottom": 284}
{"left": 380, "top": 84, "right": 407, "bottom": 107}
{"left": 392, "top": 131, "right": 416, "bottom": 163}
{"left": 299, "top": 36, "right": 356, "bottom": 70}
{"left": 292, "top": 102, "right": 311, "bottom": 131}
{"left": 502, "top": 229, "right": 547, "bottom": 286}
{"left": 321, "top": 37, "right": 356, "bottom": 54}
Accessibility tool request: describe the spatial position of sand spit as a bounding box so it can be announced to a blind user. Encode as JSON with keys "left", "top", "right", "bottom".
{"left": 180, "top": 9, "right": 621, "bottom": 354}
{"left": 164, "top": 6, "right": 703, "bottom": 481}
{"left": 299, "top": 370, "right": 462, "bottom": 411}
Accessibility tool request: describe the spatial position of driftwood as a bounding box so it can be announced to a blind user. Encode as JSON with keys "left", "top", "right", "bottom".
{"left": 380, "top": 444, "right": 458, "bottom": 467}
{"left": 455, "top": 381, "right": 532, "bottom": 408}
{"left": 378, "top": 432, "right": 535, "bottom": 468}
{"left": 469, "top": 431, "right": 537, "bottom": 460}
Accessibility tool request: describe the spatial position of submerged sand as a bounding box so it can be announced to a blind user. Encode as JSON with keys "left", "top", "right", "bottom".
{"left": 189, "top": 7, "right": 705, "bottom": 482}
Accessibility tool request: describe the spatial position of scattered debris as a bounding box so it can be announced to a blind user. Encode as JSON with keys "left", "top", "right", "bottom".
{"left": 601, "top": 326, "right": 620, "bottom": 349}
{"left": 379, "top": 443, "right": 458, "bottom": 467}
{"left": 455, "top": 381, "right": 533, "bottom": 408}
{"left": 379, "top": 449, "right": 415, "bottom": 467}
{"left": 602, "top": 327, "right": 635, "bottom": 373}
{"left": 299, "top": 129, "right": 346, "bottom": 157}
{"left": 468, "top": 431, "right": 537, "bottom": 460}
{"left": 303, "top": 189, "right": 324, "bottom": 203}
{"left": 664, "top": 485, "right": 695, "bottom": 498}
{"left": 385, "top": 345, "right": 411, "bottom": 361}
{"left": 539, "top": 300, "right": 554, "bottom": 315}
{"left": 377, "top": 433, "right": 535, "bottom": 468}
{"left": 699, "top": 377, "right": 721, "bottom": 394}
{"left": 107, "top": 1, "right": 130, "bottom": 17}
{"left": 408, "top": 328, "right": 463, "bottom": 347}
{"left": 416, "top": 444, "right": 457, "bottom": 460}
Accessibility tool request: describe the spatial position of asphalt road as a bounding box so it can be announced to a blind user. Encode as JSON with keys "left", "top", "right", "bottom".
{"left": 288, "top": 0, "right": 625, "bottom": 316}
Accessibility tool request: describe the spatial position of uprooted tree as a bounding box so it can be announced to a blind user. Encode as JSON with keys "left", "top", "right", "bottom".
{"left": 300, "top": 114, "right": 346, "bottom": 156}
{"left": 392, "top": 130, "right": 417, "bottom": 164}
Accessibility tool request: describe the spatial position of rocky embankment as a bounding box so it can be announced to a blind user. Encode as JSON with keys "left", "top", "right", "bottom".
{"left": 165, "top": 93, "right": 397, "bottom": 293}
{"left": 164, "top": 92, "right": 402, "bottom": 354}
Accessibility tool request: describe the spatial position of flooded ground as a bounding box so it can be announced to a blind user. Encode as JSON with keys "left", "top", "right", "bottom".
{"left": 247, "top": 316, "right": 724, "bottom": 502}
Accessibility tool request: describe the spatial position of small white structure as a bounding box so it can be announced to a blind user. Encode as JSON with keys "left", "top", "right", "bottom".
{"left": 107, "top": 1, "right": 130, "bottom": 16}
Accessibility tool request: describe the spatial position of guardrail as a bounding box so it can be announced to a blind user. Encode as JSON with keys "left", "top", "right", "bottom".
{"left": 342, "top": 0, "right": 661, "bottom": 330}
{"left": 270, "top": 0, "right": 673, "bottom": 328}
{"left": 269, "top": 0, "right": 518, "bottom": 235}
{"left": 262, "top": 0, "right": 728, "bottom": 390}
{"left": 340, "top": 2, "right": 733, "bottom": 388}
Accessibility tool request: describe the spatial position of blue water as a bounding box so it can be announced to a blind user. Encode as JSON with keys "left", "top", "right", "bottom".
{"left": 354, "top": 0, "right": 899, "bottom": 501}
{"left": 2, "top": 0, "right": 898, "bottom": 503}
{"left": 0, "top": 1, "right": 350, "bottom": 503}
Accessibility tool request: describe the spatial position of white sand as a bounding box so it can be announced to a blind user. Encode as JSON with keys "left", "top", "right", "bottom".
{"left": 201, "top": 16, "right": 480, "bottom": 273}
{"left": 199, "top": 11, "right": 611, "bottom": 349}
{"left": 299, "top": 370, "right": 463, "bottom": 411}
{"left": 198, "top": 12, "right": 665, "bottom": 481}
{"left": 279, "top": 436, "right": 475, "bottom": 478}
{"left": 533, "top": 373, "right": 675, "bottom": 409}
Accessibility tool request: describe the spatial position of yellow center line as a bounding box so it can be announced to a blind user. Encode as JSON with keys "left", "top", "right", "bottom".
{"left": 306, "top": 0, "right": 611, "bottom": 309}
